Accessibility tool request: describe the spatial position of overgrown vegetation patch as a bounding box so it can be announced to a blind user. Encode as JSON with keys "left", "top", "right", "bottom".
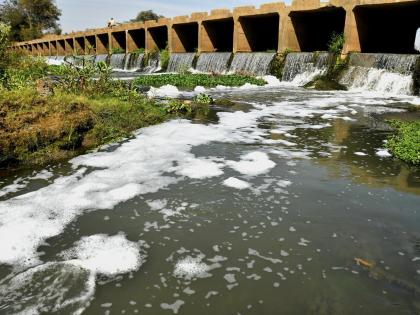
{"left": 134, "top": 73, "right": 266, "bottom": 89}
{"left": 386, "top": 120, "right": 420, "bottom": 165}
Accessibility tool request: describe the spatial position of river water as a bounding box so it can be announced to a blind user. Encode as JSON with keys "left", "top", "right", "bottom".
{"left": 1, "top": 86, "right": 420, "bottom": 314}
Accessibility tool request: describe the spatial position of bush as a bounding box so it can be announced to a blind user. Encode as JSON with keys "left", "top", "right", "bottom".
{"left": 328, "top": 32, "right": 345, "bottom": 55}
{"left": 194, "top": 93, "right": 214, "bottom": 105}
{"left": 160, "top": 46, "right": 170, "bottom": 71}
{"left": 270, "top": 48, "right": 292, "bottom": 79}
{"left": 386, "top": 120, "right": 420, "bottom": 165}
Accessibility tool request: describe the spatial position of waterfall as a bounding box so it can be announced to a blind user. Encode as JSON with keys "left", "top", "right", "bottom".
{"left": 109, "top": 54, "right": 126, "bottom": 70}
{"left": 95, "top": 54, "right": 108, "bottom": 64}
{"left": 229, "top": 52, "right": 275, "bottom": 76}
{"left": 167, "top": 53, "right": 196, "bottom": 73}
{"left": 340, "top": 53, "right": 419, "bottom": 95}
{"left": 124, "top": 53, "right": 145, "bottom": 71}
{"left": 281, "top": 52, "right": 333, "bottom": 84}
{"left": 142, "top": 53, "right": 161, "bottom": 74}
{"left": 195, "top": 53, "right": 232, "bottom": 73}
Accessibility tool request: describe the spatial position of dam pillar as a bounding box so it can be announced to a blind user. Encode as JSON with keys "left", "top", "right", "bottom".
{"left": 199, "top": 10, "right": 233, "bottom": 53}
{"left": 233, "top": 3, "right": 284, "bottom": 53}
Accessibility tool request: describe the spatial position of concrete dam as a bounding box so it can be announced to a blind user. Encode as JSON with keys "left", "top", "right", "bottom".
{"left": 10, "top": 0, "right": 420, "bottom": 94}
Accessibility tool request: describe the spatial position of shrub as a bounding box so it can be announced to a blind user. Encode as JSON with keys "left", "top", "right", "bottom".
{"left": 160, "top": 46, "right": 170, "bottom": 71}
{"left": 270, "top": 48, "right": 293, "bottom": 79}
{"left": 194, "top": 93, "right": 214, "bottom": 105}
{"left": 111, "top": 47, "right": 125, "bottom": 54}
{"left": 386, "top": 120, "right": 420, "bottom": 165}
{"left": 328, "top": 32, "right": 345, "bottom": 55}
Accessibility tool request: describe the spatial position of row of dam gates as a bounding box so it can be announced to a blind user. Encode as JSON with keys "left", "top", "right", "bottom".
{"left": 11, "top": 0, "right": 420, "bottom": 57}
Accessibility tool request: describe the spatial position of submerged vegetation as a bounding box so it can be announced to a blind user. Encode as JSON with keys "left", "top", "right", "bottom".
{"left": 134, "top": 73, "right": 266, "bottom": 89}
{"left": 386, "top": 120, "right": 420, "bottom": 165}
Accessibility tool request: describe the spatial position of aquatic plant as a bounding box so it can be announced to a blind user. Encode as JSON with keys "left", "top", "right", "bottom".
{"left": 134, "top": 73, "right": 265, "bottom": 89}
{"left": 386, "top": 120, "right": 420, "bottom": 165}
{"left": 194, "top": 93, "right": 214, "bottom": 105}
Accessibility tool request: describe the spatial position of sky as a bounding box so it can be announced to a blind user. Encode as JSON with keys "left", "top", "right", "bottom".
{"left": 54, "top": 0, "right": 292, "bottom": 33}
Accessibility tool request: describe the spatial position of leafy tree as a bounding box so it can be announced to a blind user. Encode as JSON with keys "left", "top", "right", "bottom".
{"left": 0, "top": 0, "right": 61, "bottom": 41}
{"left": 0, "top": 23, "right": 11, "bottom": 77}
{"left": 131, "top": 10, "right": 164, "bottom": 23}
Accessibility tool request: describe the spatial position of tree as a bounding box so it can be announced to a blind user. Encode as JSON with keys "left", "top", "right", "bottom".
{"left": 131, "top": 10, "right": 164, "bottom": 23}
{"left": 0, "top": 0, "right": 61, "bottom": 41}
{"left": 0, "top": 23, "right": 11, "bottom": 78}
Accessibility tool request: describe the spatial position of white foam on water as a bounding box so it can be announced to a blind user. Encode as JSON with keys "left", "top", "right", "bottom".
{"left": 262, "top": 75, "right": 282, "bottom": 87}
{"left": 1, "top": 87, "right": 418, "bottom": 270}
{"left": 60, "top": 234, "right": 144, "bottom": 276}
{"left": 160, "top": 300, "right": 185, "bottom": 314}
{"left": 355, "top": 152, "right": 368, "bottom": 156}
{"left": 176, "top": 158, "right": 224, "bottom": 179}
{"left": 147, "top": 85, "right": 180, "bottom": 98}
{"left": 223, "top": 177, "right": 251, "bottom": 190}
{"left": 147, "top": 199, "right": 168, "bottom": 211}
{"left": 173, "top": 256, "right": 211, "bottom": 280}
{"left": 0, "top": 262, "right": 95, "bottom": 315}
{"left": 376, "top": 149, "right": 392, "bottom": 158}
{"left": 227, "top": 152, "right": 276, "bottom": 176}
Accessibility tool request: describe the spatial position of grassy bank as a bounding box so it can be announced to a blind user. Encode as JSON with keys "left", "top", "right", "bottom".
{"left": 0, "top": 87, "right": 169, "bottom": 166}
{"left": 386, "top": 120, "right": 420, "bottom": 165}
{"left": 134, "top": 73, "right": 266, "bottom": 89}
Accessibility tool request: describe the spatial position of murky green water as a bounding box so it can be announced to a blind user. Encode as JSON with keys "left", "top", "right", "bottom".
{"left": 1, "top": 87, "right": 420, "bottom": 315}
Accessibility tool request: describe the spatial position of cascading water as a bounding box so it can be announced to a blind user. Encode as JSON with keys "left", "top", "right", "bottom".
{"left": 340, "top": 53, "right": 419, "bottom": 95}
{"left": 142, "top": 53, "right": 161, "bottom": 74}
{"left": 281, "top": 52, "right": 333, "bottom": 85}
{"left": 229, "top": 52, "right": 275, "bottom": 76}
{"left": 95, "top": 54, "right": 108, "bottom": 64}
{"left": 124, "top": 53, "right": 145, "bottom": 71}
{"left": 167, "top": 53, "right": 196, "bottom": 73}
{"left": 109, "top": 54, "right": 126, "bottom": 70}
{"left": 195, "top": 53, "right": 232, "bottom": 73}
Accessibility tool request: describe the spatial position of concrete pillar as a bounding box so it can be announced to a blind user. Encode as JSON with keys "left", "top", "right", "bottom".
{"left": 342, "top": 5, "right": 361, "bottom": 54}
{"left": 279, "top": 10, "right": 300, "bottom": 52}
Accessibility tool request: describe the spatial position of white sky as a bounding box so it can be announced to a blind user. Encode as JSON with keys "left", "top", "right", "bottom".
{"left": 54, "top": 0, "right": 292, "bottom": 33}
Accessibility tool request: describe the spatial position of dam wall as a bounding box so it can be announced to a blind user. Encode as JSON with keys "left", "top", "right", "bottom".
{"left": 11, "top": 0, "right": 420, "bottom": 56}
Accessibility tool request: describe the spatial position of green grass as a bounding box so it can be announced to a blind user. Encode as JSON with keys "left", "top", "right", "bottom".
{"left": 386, "top": 120, "right": 420, "bottom": 165}
{"left": 133, "top": 73, "right": 266, "bottom": 89}
{"left": 0, "top": 87, "right": 168, "bottom": 166}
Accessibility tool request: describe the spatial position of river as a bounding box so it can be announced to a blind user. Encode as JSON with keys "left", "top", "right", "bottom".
{"left": 0, "top": 85, "right": 420, "bottom": 314}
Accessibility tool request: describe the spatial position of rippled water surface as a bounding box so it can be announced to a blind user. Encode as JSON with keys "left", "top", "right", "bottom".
{"left": 1, "top": 86, "right": 420, "bottom": 315}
